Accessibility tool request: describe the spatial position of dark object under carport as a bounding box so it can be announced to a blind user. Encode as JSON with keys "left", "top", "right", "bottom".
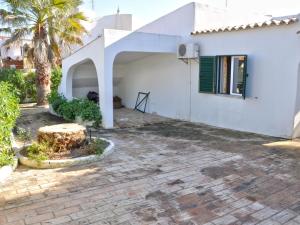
{"left": 87, "top": 91, "right": 99, "bottom": 103}
{"left": 134, "top": 92, "right": 150, "bottom": 113}
{"left": 114, "top": 96, "right": 123, "bottom": 109}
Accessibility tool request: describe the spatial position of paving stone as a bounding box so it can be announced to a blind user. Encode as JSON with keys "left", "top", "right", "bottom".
{"left": 293, "top": 216, "right": 300, "bottom": 223}
{"left": 211, "top": 214, "right": 238, "bottom": 225}
{"left": 271, "top": 209, "right": 297, "bottom": 224}
{"left": 1, "top": 113, "right": 300, "bottom": 225}
{"left": 251, "top": 207, "right": 278, "bottom": 221}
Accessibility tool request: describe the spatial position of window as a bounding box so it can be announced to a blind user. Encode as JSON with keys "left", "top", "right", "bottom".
{"left": 199, "top": 55, "right": 248, "bottom": 98}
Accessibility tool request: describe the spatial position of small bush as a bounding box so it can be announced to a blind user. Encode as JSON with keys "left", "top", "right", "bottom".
{"left": 0, "top": 68, "right": 25, "bottom": 100}
{"left": 26, "top": 142, "right": 52, "bottom": 163}
{"left": 0, "top": 68, "right": 37, "bottom": 102}
{"left": 51, "top": 67, "right": 62, "bottom": 93}
{"left": 48, "top": 91, "right": 67, "bottom": 112}
{"left": 16, "top": 127, "right": 32, "bottom": 143}
{"left": 57, "top": 99, "right": 81, "bottom": 121}
{"left": 0, "top": 82, "right": 20, "bottom": 152}
{"left": 76, "top": 99, "right": 102, "bottom": 126}
{"left": 0, "top": 149, "right": 15, "bottom": 167}
{"left": 24, "top": 72, "right": 37, "bottom": 102}
{"left": 86, "top": 139, "right": 109, "bottom": 155}
{"left": 48, "top": 93, "right": 102, "bottom": 126}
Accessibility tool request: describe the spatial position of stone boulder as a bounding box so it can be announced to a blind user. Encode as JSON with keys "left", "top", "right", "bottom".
{"left": 37, "top": 123, "right": 86, "bottom": 152}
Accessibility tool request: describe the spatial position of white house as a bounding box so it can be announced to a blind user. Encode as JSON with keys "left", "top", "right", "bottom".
{"left": 0, "top": 36, "right": 32, "bottom": 69}
{"left": 60, "top": 2, "right": 300, "bottom": 139}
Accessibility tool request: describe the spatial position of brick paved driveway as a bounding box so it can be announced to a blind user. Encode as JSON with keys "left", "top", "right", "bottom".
{"left": 1, "top": 120, "right": 300, "bottom": 225}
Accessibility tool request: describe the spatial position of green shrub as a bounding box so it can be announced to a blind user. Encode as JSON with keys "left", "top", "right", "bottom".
{"left": 51, "top": 67, "right": 62, "bottom": 93}
{"left": 0, "top": 82, "right": 20, "bottom": 152}
{"left": 0, "top": 68, "right": 37, "bottom": 102}
{"left": 48, "top": 92, "right": 102, "bottom": 126}
{"left": 26, "top": 142, "right": 51, "bottom": 162}
{"left": 24, "top": 72, "right": 37, "bottom": 102}
{"left": 76, "top": 99, "right": 102, "bottom": 126}
{"left": 57, "top": 99, "right": 81, "bottom": 121}
{"left": 0, "top": 68, "right": 25, "bottom": 100}
{"left": 0, "top": 149, "right": 15, "bottom": 167}
{"left": 48, "top": 91, "right": 67, "bottom": 112}
{"left": 87, "top": 138, "right": 109, "bottom": 155}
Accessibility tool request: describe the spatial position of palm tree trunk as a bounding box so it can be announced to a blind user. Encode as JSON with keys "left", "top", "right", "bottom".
{"left": 34, "top": 27, "right": 52, "bottom": 106}
{"left": 35, "top": 60, "right": 51, "bottom": 105}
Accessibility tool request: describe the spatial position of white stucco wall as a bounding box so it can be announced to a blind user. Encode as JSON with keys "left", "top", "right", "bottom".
{"left": 190, "top": 24, "right": 300, "bottom": 138}
{"left": 61, "top": 2, "right": 300, "bottom": 138}
{"left": 114, "top": 23, "right": 300, "bottom": 138}
{"left": 114, "top": 54, "right": 190, "bottom": 120}
{"left": 138, "top": 2, "right": 268, "bottom": 37}
{"left": 84, "top": 14, "right": 132, "bottom": 44}
{"left": 138, "top": 2, "right": 195, "bottom": 36}
{"left": 194, "top": 4, "right": 269, "bottom": 32}
{"left": 60, "top": 37, "right": 112, "bottom": 127}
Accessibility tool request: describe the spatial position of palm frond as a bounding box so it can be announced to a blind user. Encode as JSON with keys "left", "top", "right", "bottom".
{"left": 1, "top": 0, "right": 87, "bottom": 66}
{"left": 0, "top": 8, "right": 30, "bottom": 28}
{"left": 0, "top": 27, "right": 12, "bottom": 34}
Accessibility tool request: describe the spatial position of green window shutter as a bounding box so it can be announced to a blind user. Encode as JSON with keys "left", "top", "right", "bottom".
{"left": 242, "top": 55, "right": 248, "bottom": 99}
{"left": 199, "top": 56, "right": 217, "bottom": 93}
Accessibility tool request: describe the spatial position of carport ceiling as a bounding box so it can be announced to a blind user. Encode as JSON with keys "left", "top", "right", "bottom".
{"left": 114, "top": 52, "right": 155, "bottom": 64}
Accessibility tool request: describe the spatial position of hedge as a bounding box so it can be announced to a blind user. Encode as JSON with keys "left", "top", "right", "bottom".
{"left": 0, "top": 82, "right": 20, "bottom": 149}
{"left": 48, "top": 91, "right": 102, "bottom": 127}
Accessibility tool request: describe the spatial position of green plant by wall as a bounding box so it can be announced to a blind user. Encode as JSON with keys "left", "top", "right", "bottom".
{"left": 48, "top": 91, "right": 67, "bottom": 112}
{"left": 51, "top": 67, "right": 62, "bottom": 93}
{"left": 57, "top": 99, "right": 81, "bottom": 121}
{"left": 0, "top": 149, "right": 15, "bottom": 167}
{"left": 48, "top": 93, "right": 102, "bottom": 126}
{"left": 76, "top": 99, "right": 102, "bottom": 127}
{"left": 0, "top": 82, "right": 20, "bottom": 153}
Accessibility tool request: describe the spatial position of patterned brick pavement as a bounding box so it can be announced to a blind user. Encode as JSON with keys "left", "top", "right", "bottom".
{"left": 1, "top": 120, "right": 300, "bottom": 225}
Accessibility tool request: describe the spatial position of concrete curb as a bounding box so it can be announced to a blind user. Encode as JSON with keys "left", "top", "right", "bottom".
{"left": 17, "top": 138, "right": 114, "bottom": 169}
{"left": 0, "top": 157, "right": 18, "bottom": 184}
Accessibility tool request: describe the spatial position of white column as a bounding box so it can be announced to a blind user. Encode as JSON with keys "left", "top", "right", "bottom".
{"left": 95, "top": 55, "right": 114, "bottom": 129}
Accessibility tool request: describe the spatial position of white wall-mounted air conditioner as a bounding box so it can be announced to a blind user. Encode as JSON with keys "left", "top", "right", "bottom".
{"left": 177, "top": 43, "right": 199, "bottom": 59}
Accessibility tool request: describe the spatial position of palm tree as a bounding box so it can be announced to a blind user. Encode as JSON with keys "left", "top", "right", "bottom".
{"left": 0, "top": 0, "right": 88, "bottom": 105}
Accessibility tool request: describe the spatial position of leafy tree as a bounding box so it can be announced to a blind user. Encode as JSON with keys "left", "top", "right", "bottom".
{"left": 0, "top": 0, "right": 87, "bottom": 105}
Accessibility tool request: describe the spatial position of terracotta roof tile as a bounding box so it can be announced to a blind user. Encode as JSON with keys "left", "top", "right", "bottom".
{"left": 191, "top": 17, "right": 298, "bottom": 35}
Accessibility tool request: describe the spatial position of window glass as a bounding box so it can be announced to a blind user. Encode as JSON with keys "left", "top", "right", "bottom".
{"left": 231, "top": 56, "right": 246, "bottom": 95}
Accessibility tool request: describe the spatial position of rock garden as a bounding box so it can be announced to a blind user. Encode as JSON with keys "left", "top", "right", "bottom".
{"left": 0, "top": 68, "right": 114, "bottom": 182}
{"left": 17, "top": 123, "right": 113, "bottom": 169}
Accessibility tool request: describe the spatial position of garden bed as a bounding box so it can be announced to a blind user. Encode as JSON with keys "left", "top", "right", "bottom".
{"left": 17, "top": 137, "right": 114, "bottom": 169}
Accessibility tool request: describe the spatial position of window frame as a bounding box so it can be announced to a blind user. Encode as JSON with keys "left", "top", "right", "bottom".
{"left": 199, "top": 54, "right": 248, "bottom": 99}
{"left": 216, "top": 54, "right": 248, "bottom": 98}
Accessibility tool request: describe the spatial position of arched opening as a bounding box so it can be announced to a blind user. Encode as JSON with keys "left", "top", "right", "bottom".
{"left": 66, "top": 59, "right": 99, "bottom": 100}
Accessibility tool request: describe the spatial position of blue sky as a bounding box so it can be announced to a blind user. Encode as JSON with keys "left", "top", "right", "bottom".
{"left": 83, "top": 0, "right": 300, "bottom": 24}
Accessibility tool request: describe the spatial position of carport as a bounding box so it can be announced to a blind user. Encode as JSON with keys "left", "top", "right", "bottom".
{"left": 61, "top": 30, "right": 181, "bottom": 128}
